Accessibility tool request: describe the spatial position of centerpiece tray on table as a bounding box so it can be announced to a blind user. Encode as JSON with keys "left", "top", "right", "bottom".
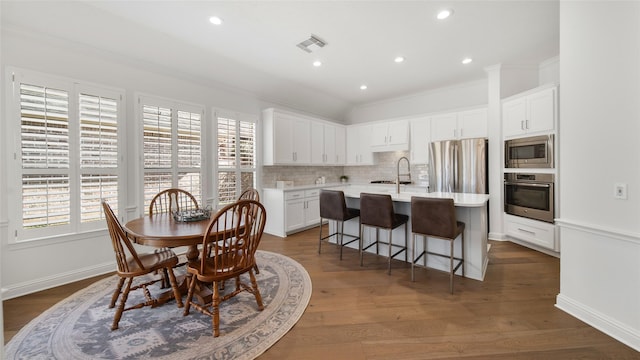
{"left": 173, "top": 208, "right": 212, "bottom": 222}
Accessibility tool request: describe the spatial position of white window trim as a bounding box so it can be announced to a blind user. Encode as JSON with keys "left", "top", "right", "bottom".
{"left": 5, "top": 67, "right": 125, "bottom": 244}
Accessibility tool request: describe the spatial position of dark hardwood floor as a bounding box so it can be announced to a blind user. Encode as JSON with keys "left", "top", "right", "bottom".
{"left": 4, "top": 226, "right": 638, "bottom": 359}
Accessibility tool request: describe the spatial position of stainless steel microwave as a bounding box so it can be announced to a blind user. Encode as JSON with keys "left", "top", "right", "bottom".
{"left": 505, "top": 134, "right": 554, "bottom": 168}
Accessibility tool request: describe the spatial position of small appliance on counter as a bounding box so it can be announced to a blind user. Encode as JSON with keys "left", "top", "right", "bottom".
{"left": 276, "top": 180, "right": 294, "bottom": 189}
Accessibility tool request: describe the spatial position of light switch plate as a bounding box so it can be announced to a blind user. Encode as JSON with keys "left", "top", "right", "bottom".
{"left": 614, "top": 183, "right": 628, "bottom": 200}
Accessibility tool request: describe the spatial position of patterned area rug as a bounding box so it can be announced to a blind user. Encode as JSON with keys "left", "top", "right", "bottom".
{"left": 5, "top": 250, "right": 312, "bottom": 360}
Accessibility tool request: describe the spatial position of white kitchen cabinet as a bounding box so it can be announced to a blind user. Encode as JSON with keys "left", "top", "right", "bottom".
{"left": 263, "top": 108, "right": 311, "bottom": 165}
{"left": 503, "top": 86, "right": 556, "bottom": 138}
{"left": 431, "top": 108, "right": 487, "bottom": 142}
{"left": 371, "top": 120, "right": 409, "bottom": 152}
{"left": 409, "top": 116, "right": 430, "bottom": 164}
{"left": 311, "top": 122, "right": 346, "bottom": 165}
{"left": 504, "top": 213, "right": 557, "bottom": 252}
{"left": 263, "top": 187, "right": 330, "bottom": 237}
{"left": 346, "top": 124, "right": 374, "bottom": 165}
{"left": 284, "top": 189, "right": 321, "bottom": 233}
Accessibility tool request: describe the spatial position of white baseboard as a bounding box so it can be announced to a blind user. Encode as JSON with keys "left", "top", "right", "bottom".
{"left": 1, "top": 261, "right": 115, "bottom": 300}
{"left": 556, "top": 294, "right": 640, "bottom": 352}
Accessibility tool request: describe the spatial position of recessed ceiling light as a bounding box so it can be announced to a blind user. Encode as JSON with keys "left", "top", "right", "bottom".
{"left": 462, "top": 57, "right": 473, "bottom": 64}
{"left": 437, "top": 9, "right": 453, "bottom": 20}
{"left": 394, "top": 56, "right": 405, "bottom": 63}
{"left": 313, "top": 60, "right": 322, "bottom": 67}
{"left": 209, "top": 16, "right": 223, "bottom": 25}
{"left": 360, "top": 85, "right": 368, "bottom": 90}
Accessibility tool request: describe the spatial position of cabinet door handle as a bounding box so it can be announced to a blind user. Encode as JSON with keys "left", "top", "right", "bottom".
{"left": 525, "top": 120, "right": 530, "bottom": 129}
{"left": 521, "top": 120, "right": 525, "bottom": 130}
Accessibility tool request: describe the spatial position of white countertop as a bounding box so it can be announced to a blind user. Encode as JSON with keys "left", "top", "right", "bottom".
{"left": 264, "top": 183, "right": 489, "bottom": 207}
{"left": 334, "top": 185, "right": 489, "bottom": 208}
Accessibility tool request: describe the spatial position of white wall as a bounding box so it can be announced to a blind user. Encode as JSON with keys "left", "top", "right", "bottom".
{"left": 555, "top": 2, "right": 640, "bottom": 351}
{"left": 346, "top": 79, "right": 488, "bottom": 124}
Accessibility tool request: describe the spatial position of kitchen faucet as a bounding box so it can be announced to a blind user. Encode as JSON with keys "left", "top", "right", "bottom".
{"left": 396, "top": 156, "right": 411, "bottom": 193}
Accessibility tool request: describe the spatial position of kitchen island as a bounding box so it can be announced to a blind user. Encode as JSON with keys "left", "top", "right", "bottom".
{"left": 328, "top": 185, "right": 490, "bottom": 281}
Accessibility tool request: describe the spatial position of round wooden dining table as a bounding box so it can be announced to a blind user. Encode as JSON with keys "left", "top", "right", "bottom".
{"left": 124, "top": 212, "right": 211, "bottom": 261}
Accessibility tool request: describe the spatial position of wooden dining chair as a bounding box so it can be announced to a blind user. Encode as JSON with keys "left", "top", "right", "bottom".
{"left": 183, "top": 199, "right": 267, "bottom": 337}
{"left": 102, "top": 200, "right": 183, "bottom": 331}
{"left": 149, "top": 188, "right": 199, "bottom": 216}
{"left": 238, "top": 188, "right": 260, "bottom": 202}
{"left": 238, "top": 188, "right": 261, "bottom": 273}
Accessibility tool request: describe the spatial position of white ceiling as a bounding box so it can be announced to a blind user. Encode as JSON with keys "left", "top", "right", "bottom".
{"left": 2, "top": 1, "right": 559, "bottom": 118}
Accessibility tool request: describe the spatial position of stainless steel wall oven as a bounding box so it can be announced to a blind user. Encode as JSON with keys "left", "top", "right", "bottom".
{"left": 504, "top": 173, "right": 554, "bottom": 223}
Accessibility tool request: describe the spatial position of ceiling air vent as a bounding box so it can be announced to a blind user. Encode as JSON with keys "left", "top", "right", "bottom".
{"left": 296, "top": 35, "right": 327, "bottom": 53}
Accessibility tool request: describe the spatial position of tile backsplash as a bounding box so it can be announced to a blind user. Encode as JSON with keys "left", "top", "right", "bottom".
{"left": 262, "top": 151, "right": 428, "bottom": 188}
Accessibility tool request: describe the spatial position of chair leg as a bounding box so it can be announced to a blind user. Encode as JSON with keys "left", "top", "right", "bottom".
{"left": 249, "top": 269, "right": 265, "bottom": 310}
{"left": 461, "top": 232, "right": 465, "bottom": 277}
{"left": 183, "top": 275, "right": 197, "bottom": 316}
{"left": 388, "top": 229, "right": 392, "bottom": 275}
{"left": 404, "top": 223, "right": 408, "bottom": 262}
{"left": 411, "top": 233, "right": 416, "bottom": 282}
{"left": 450, "top": 240, "right": 454, "bottom": 294}
{"left": 375, "top": 228, "right": 380, "bottom": 255}
{"left": 166, "top": 267, "right": 183, "bottom": 308}
{"left": 359, "top": 224, "right": 364, "bottom": 266}
{"left": 109, "top": 277, "right": 125, "bottom": 309}
{"left": 212, "top": 281, "right": 221, "bottom": 337}
{"left": 112, "top": 277, "right": 133, "bottom": 331}
{"left": 318, "top": 217, "right": 324, "bottom": 254}
{"left": 339, "top": 221, "right": 344, "bottom": 260}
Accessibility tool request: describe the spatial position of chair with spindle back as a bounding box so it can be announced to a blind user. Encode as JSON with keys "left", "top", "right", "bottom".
{"left": 238, "top": 188, "right": 261, "bottom": 273}
{"left": 238, "top": 188, "right": 260, "bottom": 202}
{"left": 102, "top": 200, "right": 183, "bottom": 330}
{"left": 149, "top": 188, "right": 199, "bottom": 216}
{"left": 183, "top": 199, "right": 267, "bottom": 337}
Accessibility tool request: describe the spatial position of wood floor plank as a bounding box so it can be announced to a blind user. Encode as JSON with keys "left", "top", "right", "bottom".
{"left": 4, "top": 225, "right": 638, "bottom": 359}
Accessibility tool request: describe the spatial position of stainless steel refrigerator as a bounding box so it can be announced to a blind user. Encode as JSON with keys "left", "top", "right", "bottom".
{"left": 428, "top": 138, "right": 488, "bottom": 194}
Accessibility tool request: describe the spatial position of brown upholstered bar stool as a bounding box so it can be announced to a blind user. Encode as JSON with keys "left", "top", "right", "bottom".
{"left": 410, "top": 196, "right": 465, "bottom": 294}
{"left": 359, "top": 193, "right": 409, "bottom": 275}
{"left": 319, "top": 189, "right": 361, "bottom": 260}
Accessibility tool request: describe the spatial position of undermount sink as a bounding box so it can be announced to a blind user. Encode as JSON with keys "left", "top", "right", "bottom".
{"left": 370, "top": 180, "right": 412, "bottom": 185}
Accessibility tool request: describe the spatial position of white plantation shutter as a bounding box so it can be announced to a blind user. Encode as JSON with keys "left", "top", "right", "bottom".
{"left": 239, "top": 121, "right": 255, "bottom": 168}
{"left": 79, "top": 93, "right": 120, "bottom": 223}
{"left": 216, "top": 111, "right": 257, "bottom": 206}
{"left": 20, "top": 83, "right": 71, "bottom": 230}
{"left": 141, "top": 97, "right": 203, "bottom": 214}
{"left": 20, "top": 84, "right": 70, "bottom": 169}
{"left": 9, "top": 69, "right": 123, "bottom": 241}
{"left": 143, "top": 105, "right": 173, "bottom": 169}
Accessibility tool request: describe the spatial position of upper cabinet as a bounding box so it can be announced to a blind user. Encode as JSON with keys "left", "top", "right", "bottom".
{"left": 370, "top": 119, "right": 409, "bottom": 152}
{"left": 409, "top": 116, "right": 430, "bottom": 164}
{"left": 503, "top": 85, "right": 557, "bottom": 138}
{"left": 311, "top": 122, "right": 346, "bottom": 165}
{"left": 263, "top": 108, "right": 344, "bottom": 166}
{"left": 430, "top": 107, "right": 488, "bottom": 142}
{"left": 346, "top": 123, "right": 374, "bottom": 165}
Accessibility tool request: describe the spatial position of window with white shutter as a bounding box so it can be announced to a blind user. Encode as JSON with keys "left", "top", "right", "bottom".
{"left": 141, "top": 97, "right": 203, "bottom": 214}
{"left": 7, "top": 68, "right": 124, "bottom": 242}
{"left": 216, "top": 111, "right": 257, "bottom": 206}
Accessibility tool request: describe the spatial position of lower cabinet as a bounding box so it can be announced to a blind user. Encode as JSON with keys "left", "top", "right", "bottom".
{"left": 504, "top": 213, "right": 558, "bottom": 253}
{"left": 263, "top": 187, "right": 328, "bottom": 237}
{"left": 285, "top": 189, "right": 320, "bottom": 233}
